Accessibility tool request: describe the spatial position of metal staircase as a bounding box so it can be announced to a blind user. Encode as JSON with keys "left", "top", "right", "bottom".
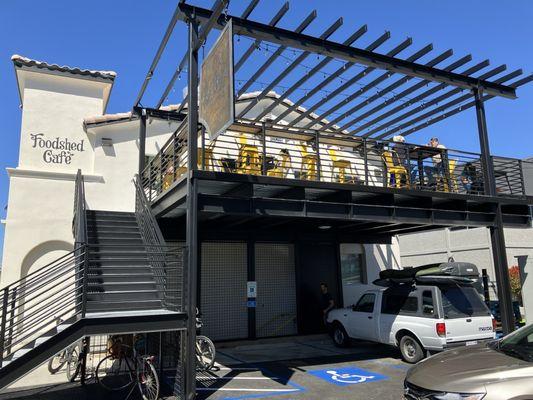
{"left": 0, "top": 170, "right": 186, "bottom": 389}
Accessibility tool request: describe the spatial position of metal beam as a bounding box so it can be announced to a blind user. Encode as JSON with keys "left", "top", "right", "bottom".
{"left": 356, "top": 54, "right": 476, "bottom": 136}
{"left": 235, "top": 2, "right": 289, "bottom": 72}
{"left": 138, "top": 109, "right": 147, "bottom": 176}
{"left": 252, "top": 25, "right": 368, "bottom": 122}
{"left": 333, "top": 48, "right": 453, "bottom": 132}
{"left": 237, "top": 16, "right": 344, "bottom": 119}
{"left": 178, "top": 3, "right": 517, "bottom": 99}
{"left": 237, "top": 10, "right": 317, "bottom": 96}
{"left": 390, "top": 75, "right": 533, "bottom": 139}
{"left": 315, "top": 42, "right": 433, "bottom": 131}
{"left": 185, "top": 17, "right": 199, "bottom": 400}
{"left": 275, "top": 31, "right": 392, "bottom": 126}
{"left": 156, "top": 0, "right": 229, "bottom": 109}
{"left": 133, "top": 1, "right": 183, "bottom": 107}
{"left": 241, "top": 0, "right": 260, "bottom": 19}
{"left": 376, "top": 67, "right": 519, "bottom": 139}
{"left": 371, "top": 64, "right": 509, "bottom": 139}
{"left": 388, "top": 72, "right": 531, "bottom": 139}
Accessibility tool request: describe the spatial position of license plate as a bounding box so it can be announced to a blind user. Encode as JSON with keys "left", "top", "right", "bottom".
{"left": 465, "top": 340, "right": 478, "bottom": 346}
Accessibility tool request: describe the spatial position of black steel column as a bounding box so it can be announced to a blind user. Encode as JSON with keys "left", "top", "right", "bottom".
{"left": 474, "top": 86, "right": 514, "bottom": 334}
{"left": 247, "top": 240, "right": 256, "bottom": 339}
{"left": 138, "top": 109, "right": 147, "bottom": 177}
{"left": 491, "top": 206, "right": 515, "bottom": 334}
{"left": 185, "top": 17, "right": 199, "bottom": 400}
{"left": 474, "top": 87, "right": 496, "bottom": 196}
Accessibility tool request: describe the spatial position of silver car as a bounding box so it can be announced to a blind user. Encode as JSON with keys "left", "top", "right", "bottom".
{"left": 404, "top": 323, "right": 533, "bottom": 400}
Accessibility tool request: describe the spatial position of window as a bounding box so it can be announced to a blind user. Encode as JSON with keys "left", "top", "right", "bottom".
{"left": 340, "top": 244, "right": 365, "bottom": 285}
{"left": 422, "top": 290, "right": 435, "bottom": 316}
{"left": 440, "top": 286, "right": 491, "bottom": 319}
{"left": 354, "top": 294, "right": 375, "bottom": 313}
{"left": 381, "top": 291, "right": 418, "bottom": 315}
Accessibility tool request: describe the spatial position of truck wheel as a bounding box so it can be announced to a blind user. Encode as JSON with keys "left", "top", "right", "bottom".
{"left": 332, "top": 323, "right": 350, "bottom": 348}
{"left": 399, "top": 334, "right": 425, "bottom": 363}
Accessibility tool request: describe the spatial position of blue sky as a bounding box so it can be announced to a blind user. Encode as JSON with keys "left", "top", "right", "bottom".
{"left": 0, "top": 0, "right": 532, "bottom": 259}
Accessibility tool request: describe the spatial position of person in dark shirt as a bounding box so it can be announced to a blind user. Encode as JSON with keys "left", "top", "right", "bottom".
{"left": 320, "top": 283, "right": 335, "bottom": 326}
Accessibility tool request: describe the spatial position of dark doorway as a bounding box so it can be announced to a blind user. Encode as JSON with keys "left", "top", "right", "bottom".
{"left": 296, "top": 242, "right": 340, "bottom": 335}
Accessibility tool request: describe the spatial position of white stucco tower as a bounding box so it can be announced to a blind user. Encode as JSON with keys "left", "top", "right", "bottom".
{"left": 0, "top": 56, "right": 115, "bottom": 287}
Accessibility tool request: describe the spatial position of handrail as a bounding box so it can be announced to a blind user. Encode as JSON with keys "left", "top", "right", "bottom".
{"left": 0, "top": 247, "right": 85, "bottom": 364}
{"left": 134, "top": 175, "right": 184, "bottom": 312}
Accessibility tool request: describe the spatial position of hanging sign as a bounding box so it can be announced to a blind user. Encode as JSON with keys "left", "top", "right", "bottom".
{"left": 199, "top": 20, "right": 235, "bottom": 140}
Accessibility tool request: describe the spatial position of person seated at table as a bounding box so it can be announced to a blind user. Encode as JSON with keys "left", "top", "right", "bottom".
{"left": 392, "top": 135, "right": 409, "bottom": 166}
{"left": 426, "top": 137, "right": 447, "bottom": 187}
{"left": 460, "top": 162, "right": 483, "bottom": 194}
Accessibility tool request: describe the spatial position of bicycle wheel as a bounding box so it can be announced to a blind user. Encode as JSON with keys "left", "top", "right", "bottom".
{"left": 48, "top": 349, "right": 67, "bottom": 375}
{"left": 96, "top": 354, "right": 135, "bottom": 391}
{"left": 66, "top": 344, "right": 81, "bottom": 382}
{"left": 138, "top": 360, "right": 160, "bottom": 400}
{"left": 196, "top": 335, "right": 216, "bottom": 371}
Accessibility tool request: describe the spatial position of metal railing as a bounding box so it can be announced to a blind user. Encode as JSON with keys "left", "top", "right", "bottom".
{"left": 140, "top": 121, "right": 531, "bottom": 200}
{"left": 134, "top": 176, "right": 185, "bottom": 312}
{"left": 0, "top": 247, "right": 86, "bottom": 364}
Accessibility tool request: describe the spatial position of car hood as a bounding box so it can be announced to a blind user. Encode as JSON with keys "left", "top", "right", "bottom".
{"left": 406, "top": 344, "right": 533, "bottom": 393}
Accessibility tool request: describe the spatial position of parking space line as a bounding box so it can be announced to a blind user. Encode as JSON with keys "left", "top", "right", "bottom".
{"left": 197, "top": 388, "right": 301, "bottom": 392}
{"left": 197, "top": 376, "right": 281, "bottom": 380}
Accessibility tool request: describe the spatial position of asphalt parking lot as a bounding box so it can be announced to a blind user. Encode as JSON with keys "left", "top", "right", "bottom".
{"left": 195, "top": 335, "right": 409, "bottom": 400}
{"left": 0, "top": 335, "right": 409, "bottom": 400}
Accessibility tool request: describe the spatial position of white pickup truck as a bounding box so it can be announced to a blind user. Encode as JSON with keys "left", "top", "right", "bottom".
{"left": 327, "top": 284, "right": 496, "bottom": 363}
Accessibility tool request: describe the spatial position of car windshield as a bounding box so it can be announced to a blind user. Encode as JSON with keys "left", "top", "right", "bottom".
{"left": 497, "top": 324, "right": 533, "bottom": 362}
{"left": 440, "top": 286, "right": 491, "bottom": 319}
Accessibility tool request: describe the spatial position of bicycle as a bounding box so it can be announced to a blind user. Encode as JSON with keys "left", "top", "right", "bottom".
{"left": 95, "top": 334, "right": 160, "bottom": 400}
{"left": 48, "top": 339, "right": 84, "bottom": 382}
{"left": 195, "top": 310, "right": 216, "bottom": 371}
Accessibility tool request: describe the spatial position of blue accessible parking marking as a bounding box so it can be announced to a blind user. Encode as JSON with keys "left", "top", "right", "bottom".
{"left": 308, "top": 367, "right": 388, "bottom": 386}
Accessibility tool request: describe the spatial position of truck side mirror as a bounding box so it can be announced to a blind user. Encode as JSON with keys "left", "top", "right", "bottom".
{"left": 351, "top": 305, "right": 357, "bottom": 312}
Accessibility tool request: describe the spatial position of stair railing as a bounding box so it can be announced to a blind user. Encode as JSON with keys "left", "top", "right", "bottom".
{"left": 72, "top": 169, "right": 89, "bottom": 317}
{"left": 133, "top": 175, "right": 184, "bottom": 312}
{"left": 0, "top": 247, "right": 86, "bottom": 365}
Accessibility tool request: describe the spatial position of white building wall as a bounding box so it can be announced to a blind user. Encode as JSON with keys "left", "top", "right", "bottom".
{"left": 342, "top": 239, "right": 402, "bottom": 306}
{"left": 1, "top": 68, "right": 176, "bottom": 287}
{"left": 399, "top": 227, "right": 533, "bottom": 322}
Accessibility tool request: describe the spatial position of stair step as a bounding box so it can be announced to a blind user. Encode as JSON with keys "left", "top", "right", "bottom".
{"left": 86, "top": 300, "right": 163, "bottom": 312}
{"left": 88, "top": 273, "right": 155, "bottom": 282}
{"left": 87, "top": 210, "right": 135, "bottom": 217}
{"left": 87, "top": 237, "right": 144, "bottom": 244}
{"left": 88, "top": 282, "right": 158, "bottom": 291}
{"left": 87, "top": 290, "right": 160, "bottom": 302}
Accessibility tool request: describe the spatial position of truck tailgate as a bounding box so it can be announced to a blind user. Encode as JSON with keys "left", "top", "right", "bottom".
{"left": 445, "top": 316, "right": 494, "bottom": 344}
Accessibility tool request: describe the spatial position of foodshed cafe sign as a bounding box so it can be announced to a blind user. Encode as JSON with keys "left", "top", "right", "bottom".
{"left": 30, "top": 133, "right": 85, "bottom": 164}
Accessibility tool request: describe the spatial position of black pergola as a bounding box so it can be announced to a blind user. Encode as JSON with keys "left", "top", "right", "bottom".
{"left": 131, "top": 2, "right": 531, "bottom": 398}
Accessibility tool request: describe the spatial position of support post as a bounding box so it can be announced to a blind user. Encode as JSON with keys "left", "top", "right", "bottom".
{"left": 247, "top": 240, "right": 256, "bottom": 339}
{"left": 481, "top": 268, "right": 490, "bottom": 305}
{"left": 139, "top": 109, "right": 147, "bottom": 177}
{"left": 185, "top": 17, "right": 200, "bottom": 400}
{"left": 315, "top": 130, "right": 321, "bottom": 181}
{"left": 473, "top": 87, "right": 496, "bottom": 196}
{"left": 490, "top": 205, "right": 515, "bottom": 335}
{"left": 261, "top": 122, "right": 267, "bottom": 175}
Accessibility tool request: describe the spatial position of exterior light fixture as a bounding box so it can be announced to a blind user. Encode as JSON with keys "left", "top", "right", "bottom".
{"left": 318, "top": 225, "right": 332, "bottom": 230}
{"left": 101, "top": 138, "right": 113, "bottom": 147}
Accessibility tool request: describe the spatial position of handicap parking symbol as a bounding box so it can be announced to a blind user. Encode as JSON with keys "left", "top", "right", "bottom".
{"left": 308, "top": 367, "right": 387, "bottom": 386}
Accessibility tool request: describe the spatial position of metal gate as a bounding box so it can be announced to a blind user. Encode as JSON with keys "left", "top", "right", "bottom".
{"left": 200, "top": 242, "right": 248, "bottom": 341}
{"left": 255, "top": 243, "right": 297, "bottom": 338}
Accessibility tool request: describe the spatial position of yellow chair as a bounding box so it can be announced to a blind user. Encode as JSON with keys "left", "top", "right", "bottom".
{"left": 237, "top": 144, "right": 261, "bottom": 175}
{"left": 438, "top": 159, "right": 458, "bottom": 193}
{"left": 382, "top": 150, "right": 410, "bottom": 188}
{"left": 299, "top": 144, "right": 318, "bottom": 181}
{"left": 197, "top": 147, "right": 217, "bottom": 171}
{"left": 267, "top": 150, "right": 292, "bottom": 178}
{"left": 328, "top": 149, "right": 353, "bottom": 183}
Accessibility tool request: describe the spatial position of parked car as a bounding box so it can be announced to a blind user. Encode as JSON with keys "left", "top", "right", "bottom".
{"left": 404, "top": 323, "right": 533, "bottom": 400}
{"left": 327, "top": 284, "right": 496, "bottom": 363}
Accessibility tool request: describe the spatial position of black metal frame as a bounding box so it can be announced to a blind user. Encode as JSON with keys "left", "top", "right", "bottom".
{"left": 130, "top": 2, "right": 533, "bottom": 398}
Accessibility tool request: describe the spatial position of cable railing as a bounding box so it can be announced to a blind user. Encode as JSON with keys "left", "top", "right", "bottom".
{"left": 0, "top": 247, "right": 86, "bottom": 364}
{"left": 140, "top": 121, "right": 530, "bottom": 201}
{"left": 134, "top": 175, "right": 185, "bottom": 312}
